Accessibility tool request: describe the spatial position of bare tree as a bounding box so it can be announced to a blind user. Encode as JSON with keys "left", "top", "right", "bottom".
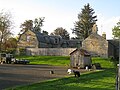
{"left": 0, "top": 10, "right": 13, "bottom": 52}
{"left": 33, "top": 17, "right": 45, "bottom": 32}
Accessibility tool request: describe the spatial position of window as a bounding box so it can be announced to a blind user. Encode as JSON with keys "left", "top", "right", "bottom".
{"left": 27, "top": 35, "right": 30, "bottom": 42}
{"left": 55, "top": 38, "right": 58, "bottom": 44}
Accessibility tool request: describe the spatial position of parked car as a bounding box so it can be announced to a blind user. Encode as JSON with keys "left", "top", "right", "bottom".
{"left": 0, "top": 53, "right": 13, "bottom": 64}
{"left": 0, "top": 53, "right": 29, "bottom": 64}
{"left": 13, "top": 59, "right": 30, "bottom": 64}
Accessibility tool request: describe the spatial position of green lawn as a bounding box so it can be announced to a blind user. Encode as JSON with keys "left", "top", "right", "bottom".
{"left": 16, "top": 56, "right": 70, "bottom": 66}
{"left": 6, "top": 56, "right": 116, "bottom": 90}
{"left": 92, "top": 57, "right": 116, "bottom": 69}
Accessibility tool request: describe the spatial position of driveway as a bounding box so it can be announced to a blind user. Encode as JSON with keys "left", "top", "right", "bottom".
{"left": 0, "top": 64, "right": 69, "bottom": 90}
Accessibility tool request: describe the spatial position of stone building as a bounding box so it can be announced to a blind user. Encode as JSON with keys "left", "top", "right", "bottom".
{"left": 17, "top": 30, "right": 62, "bottom": 48}
{"left": 17, "top": 30, "right": 82, "bottom": 49}
{"left": 17, "top": 30, "right": 38, "bottom": 48}
{"left": 82, "top": 24, "right": 108, "bottom": 57}
{"left": 17, "top": 29, "right": 82, "bottom": 55}
{"left": 17, "top": 24, "right": 119, "bottom": 58}
{"left": 82, "top": 24, "right": 119, "bottom": 59}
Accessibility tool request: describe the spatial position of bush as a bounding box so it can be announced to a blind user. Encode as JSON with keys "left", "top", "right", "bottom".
{"left": 19, "top": 48, "right": 26, "bottom": 56}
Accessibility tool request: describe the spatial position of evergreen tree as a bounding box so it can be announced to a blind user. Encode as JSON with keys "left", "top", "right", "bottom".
{"left": 72, "top": 3, "right": 97, "bottom": 40}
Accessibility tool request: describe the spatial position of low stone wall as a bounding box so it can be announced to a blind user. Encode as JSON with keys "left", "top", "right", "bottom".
{"left": 26, "top": 48, "right": 76, "bottom": 56}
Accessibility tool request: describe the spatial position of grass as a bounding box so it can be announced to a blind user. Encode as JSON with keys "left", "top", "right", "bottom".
{"left": 92, "top": 57, "right": 116, "bottom": 68}
{"left": 6, "top": 57, "right": 117, "bottom": 90}
{"left": 15, "top": 56, "right": 70, "bottom": 66}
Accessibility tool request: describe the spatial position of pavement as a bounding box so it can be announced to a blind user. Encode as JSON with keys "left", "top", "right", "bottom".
{"left": 0, "top": 64, "right": 69, "bottom": 90}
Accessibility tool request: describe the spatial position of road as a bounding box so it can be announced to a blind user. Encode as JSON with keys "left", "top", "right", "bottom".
{"left": 0, "top": 64, "right": 69, "bottom": 90}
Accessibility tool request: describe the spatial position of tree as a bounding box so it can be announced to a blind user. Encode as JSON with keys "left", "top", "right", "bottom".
{"left": 20, "top": 17, "right": 45, "bottom": 34}
{"left": 4, "top": 37, "right": 17, "bottom": 53}
{"left": 51, "top": 27, "right": 70, "bottom": 40}
{"left": 0, "top": 10, "right": 13, "bottom": 52}
{"left": 33, "top": 17, "right": 45, "bottom": 32}
{"left": 20, "top": 20, "right": 33, "bottom": 33}
{"left": 112, "top": 21, "right": 120, "bottom": 39}
{"left": 42, "top": 30, "right": 48, "bottom": 35}
{"left": 72, "top": 3, "right": 97, "bottom": 40}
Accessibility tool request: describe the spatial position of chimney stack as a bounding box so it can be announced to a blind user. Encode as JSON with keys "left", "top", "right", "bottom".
{"left": 102, "top": 32, "right": 106, "bottom": 39}
{"left": 92, "top": 24, "right": 98, "bottom": 34}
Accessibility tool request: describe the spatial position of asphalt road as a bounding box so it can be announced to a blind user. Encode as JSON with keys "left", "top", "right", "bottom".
{"left": 0, "top": 64, "right": 69, "bottom": 90}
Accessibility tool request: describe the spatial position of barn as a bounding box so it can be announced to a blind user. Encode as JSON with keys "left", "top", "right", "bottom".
{"left": 70, "top": 48, "right": 91, "bottom": 68}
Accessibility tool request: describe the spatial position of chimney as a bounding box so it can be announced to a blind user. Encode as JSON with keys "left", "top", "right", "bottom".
{"left": 102, "top": 32, "right": 106, "bottom": 39}
{"left": 92, "top": 24, "right": 98, "bottom": 34}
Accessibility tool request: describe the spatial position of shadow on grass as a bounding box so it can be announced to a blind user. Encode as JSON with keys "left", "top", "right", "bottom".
{"left": 7, "top": 68, "right": 116, "bottom": 90}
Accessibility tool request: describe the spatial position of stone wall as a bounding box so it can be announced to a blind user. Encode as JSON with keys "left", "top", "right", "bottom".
{"left": 18, "top": 30, "right": 38, "bottom": 48}
{"left": 26, "top": 48, "right": 76, "bottom": 56}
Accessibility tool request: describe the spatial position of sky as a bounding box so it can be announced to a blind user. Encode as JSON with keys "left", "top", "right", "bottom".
{"left": 0, "top": 0, "right": 120, "bottom": 39}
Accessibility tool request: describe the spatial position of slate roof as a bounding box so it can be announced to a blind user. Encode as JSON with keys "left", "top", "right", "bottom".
{"left": 33, "top": 31, "right": 62, "bottom": 44}
{"left": 18, "top": 29, "right": 82, "bottom": 48}
{"left": 34, "top": 31, "right": 46, "bottom": 43}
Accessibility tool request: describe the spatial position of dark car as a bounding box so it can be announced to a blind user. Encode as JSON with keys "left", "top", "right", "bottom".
{"left": 13, "top": 59, "right": 30, "bottom": 64}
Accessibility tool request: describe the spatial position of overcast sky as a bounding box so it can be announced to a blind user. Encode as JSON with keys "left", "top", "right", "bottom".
{"left": 0, "top": 0, "right": 120, "bottom": 39}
